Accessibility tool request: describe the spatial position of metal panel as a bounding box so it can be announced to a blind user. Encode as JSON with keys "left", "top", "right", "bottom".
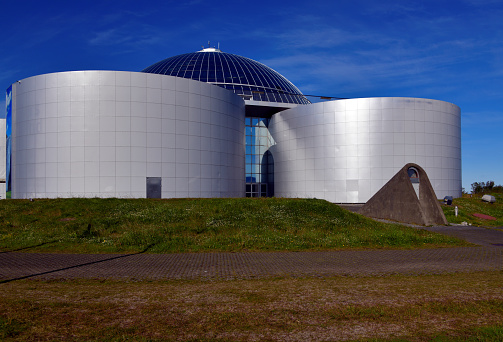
{"left": 146, "top": 177, "right": 162, "bottom": 199}
{"left": 269, "top": 97, "right": 462, "bottom": 203}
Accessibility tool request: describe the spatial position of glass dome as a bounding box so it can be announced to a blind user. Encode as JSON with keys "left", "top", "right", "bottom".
{"left": 141, "top": 48, "right": 310, "bottom": 105}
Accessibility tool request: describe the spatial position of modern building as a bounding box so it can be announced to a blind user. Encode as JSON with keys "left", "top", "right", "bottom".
{"left": 0, "top": 118, "right": 6, "bottom": 199}
{"left": 5, "top": 48, "right": 461, "bottom": 202}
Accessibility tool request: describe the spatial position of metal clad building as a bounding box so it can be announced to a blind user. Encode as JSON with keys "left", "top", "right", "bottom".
{"left": 6, "top": 48, "right": 461, "bottom": 202}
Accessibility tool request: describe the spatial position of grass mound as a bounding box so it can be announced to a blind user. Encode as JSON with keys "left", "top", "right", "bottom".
{"left": 442, "top": 193, "right": 503, "bottom": 227}
{"left": 0, "top": 198, "right": 466, "bottom": 253}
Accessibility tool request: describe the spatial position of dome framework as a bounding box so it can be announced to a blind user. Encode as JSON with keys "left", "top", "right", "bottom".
{"left": 142, "top": 48, "right": 310, "bottom": 105}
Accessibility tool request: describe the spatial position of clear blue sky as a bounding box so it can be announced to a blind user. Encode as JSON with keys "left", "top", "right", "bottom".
{"left": 1, "top": 0, "right": 502, "bottom": 192}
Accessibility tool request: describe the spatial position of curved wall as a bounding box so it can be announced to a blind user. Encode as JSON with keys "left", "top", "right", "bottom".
{"left": 269, "top": 97, "right": 461, "bottom": 203}
{"left": 11, "top": 71, "right": 245, "bottom": 198}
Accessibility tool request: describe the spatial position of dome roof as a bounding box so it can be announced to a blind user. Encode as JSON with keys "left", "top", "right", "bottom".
{"left": 142, "top": 48, "right": 310, "bottom": 105}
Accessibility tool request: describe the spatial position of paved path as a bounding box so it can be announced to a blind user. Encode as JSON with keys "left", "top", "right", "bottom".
{"left": 0, "top": 226, "right": 501, "bottom": 283}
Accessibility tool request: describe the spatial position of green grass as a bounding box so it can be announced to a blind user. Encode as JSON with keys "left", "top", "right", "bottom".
{"left": 358, "top": 325, "right": 503, "bottom": 341}
{"left": 430, "top": 326, "right": 503, "bottom": 342}
{"left": 0, "top": 198, "right": 466, "bottom": 253}
{"left": 442, "top": 193, "right": 503, "bottom": 227}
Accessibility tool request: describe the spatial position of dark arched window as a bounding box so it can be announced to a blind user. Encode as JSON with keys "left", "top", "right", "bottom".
{"left": 408, "top": 167, "right": 419, "bottom": 184}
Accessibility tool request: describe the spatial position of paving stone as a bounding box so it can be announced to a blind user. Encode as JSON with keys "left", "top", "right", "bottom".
{"left": 0, "top": 226, "right": 501, "bottom": 283}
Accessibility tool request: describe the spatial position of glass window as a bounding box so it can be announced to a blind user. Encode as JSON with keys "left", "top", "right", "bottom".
{"left": 408, "top": 167, "right": 419, "bottom": 183}
{"left": 245, "top": 116, "right": 275, "bottom": 197}
{"left": 408, "top": 167, "right": 420, "bottom": 198}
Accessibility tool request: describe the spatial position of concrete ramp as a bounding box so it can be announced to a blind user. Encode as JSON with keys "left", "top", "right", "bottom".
{"left": 359, "top": 163, "right": 448, "bottom": 226}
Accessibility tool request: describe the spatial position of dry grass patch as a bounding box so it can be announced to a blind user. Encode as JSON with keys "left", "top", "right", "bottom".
{"left": 1, "top": 272, "right": 502, "bottom": 341}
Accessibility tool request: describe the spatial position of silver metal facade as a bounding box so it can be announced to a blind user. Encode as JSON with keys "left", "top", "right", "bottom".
{"left": 9, "top": 72, "right": 462, "bottom": 202}
{"left": 0, "top": 119, "right": 6, "bottom": 199}
{"left": 11, "top": 71, "right": 245, "bottom": 198}
{"left": 268, "top": 97, "right": 461, "bottom": 203}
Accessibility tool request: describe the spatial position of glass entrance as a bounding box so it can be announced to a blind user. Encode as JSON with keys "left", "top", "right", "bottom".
{"left": 245, "top": 117, "right": 274, "bottom": 197}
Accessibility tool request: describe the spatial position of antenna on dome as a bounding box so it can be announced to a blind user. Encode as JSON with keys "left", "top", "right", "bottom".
{"left": 197, "top": 42, "right": 222, "bottom": 53}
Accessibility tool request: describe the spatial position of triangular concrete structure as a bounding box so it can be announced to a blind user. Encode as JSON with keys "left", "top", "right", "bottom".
{"left": 359, "top": 163, "right": 448, "bottom": 226}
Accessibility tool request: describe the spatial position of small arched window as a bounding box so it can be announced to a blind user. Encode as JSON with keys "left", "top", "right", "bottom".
{"left": 408, "top": 167, "right": 419, "bottom": 184}
{"left": 408, "top": 167, "right": 420, "bottom": 198}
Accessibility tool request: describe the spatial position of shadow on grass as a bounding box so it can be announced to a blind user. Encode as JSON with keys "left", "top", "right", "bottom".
{"left": 0, "top": 241, "right": 58, "bottom": 254}
{"left": 0, "top": 243, "right": 156, "bottom": 284}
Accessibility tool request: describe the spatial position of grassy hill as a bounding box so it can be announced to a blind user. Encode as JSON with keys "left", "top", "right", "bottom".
{"left": 442, "top": 193, "right": 503, "bottom": 227}
{"left": 0, "top": 198, "right": 466, "bottom": 253}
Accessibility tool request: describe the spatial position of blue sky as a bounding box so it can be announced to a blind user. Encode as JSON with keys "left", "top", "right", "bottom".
{"left": 1, "top": 0, "right": 502, "bottom": 192}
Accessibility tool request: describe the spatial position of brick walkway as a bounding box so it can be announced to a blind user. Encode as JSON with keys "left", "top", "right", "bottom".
{"left": 1, "top": 226, "right": 501, "bottom": 283}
